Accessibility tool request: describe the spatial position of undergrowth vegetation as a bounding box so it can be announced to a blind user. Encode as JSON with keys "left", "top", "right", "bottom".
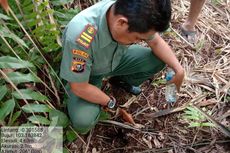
{"left": 0, "top": 0, "right": 229, "bottom": 152}
{"left": 0, "top": 0, "right": 84, "bottom": 152}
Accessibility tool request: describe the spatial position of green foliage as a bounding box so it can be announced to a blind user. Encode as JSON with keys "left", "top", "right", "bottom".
{"left": 66, "top": 130, "right": 77, "bottom": 142}
{"left": 22, "top": 0, "right": 61, "bottom": 52}
{"left": 0, "top": 13, "right": 12, "bottom": 20}
{"left": 0, "top": 56, "right": 34, "bottom": 69}
{"left": 183, "top": 106, "right": 215, "bottom": 128}
{"left": 51, "top": 0, "right": 74, "bottom": 6}
{"left": 12, "top": 89, "right": 49, "bottom": 102}
{"left": 49, "top": 109, "right": 70, "bottom": 128}
{"left": 6, "top": 72, "right": 40, "bottom": 84}
{"left": 0, "top": 26, "right": 28, "bottom": 48}
{"left": 99, "top": 110, "right": 111, "bottom": 121}
{"left": 0, "top": 85, "right": 8, "bottom": 101}
{"left": 0, "top": 99, "right": 15, "bottom": 122}
{"left": 28, "top": 115, "right": 51, "bottom": 125}
{"left": 54, "top": 8, "right": 80, "bottom": 25}
{"left": 22, "top": 104, "right": 51, "bottom": 113}
{"left": 8, "top": 111, "right": 21, "bottom": 126}
{"left": 0, "top": 0, "right": 86, "bottom": 150}
{"left": 211, "top": 0, "right": 222, "bottom": 5}
{"left": 151, "top": 78, "right": 166, "bottom": 87}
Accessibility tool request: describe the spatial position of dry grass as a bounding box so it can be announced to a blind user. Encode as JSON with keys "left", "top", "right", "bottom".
{"left": 69, "top": 0, "right": 230, "bottom": 152}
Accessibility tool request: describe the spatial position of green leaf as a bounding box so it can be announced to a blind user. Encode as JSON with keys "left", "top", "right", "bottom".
{"left": 63, "top": 147, "right": 70, "bottom": 153}
{"left": 184, "top": 115, "right": 201, "bottom": 121}
{"left": 48, "top": 117, "right": 63, "bottom": 139}
{"left": 201, "top": 122, "right": 215, "bottom": 127}
{"left": 0, "top": 85, "right": 8, "bottom": 101}
{"left": 50, "top": 116, "right": 59, "bottom": 127}
{"left": 22, "top": 0, "right": 32, "bottom": 6}
{"left": 51, "top": 0, "right": 74, "bottom": 6}
{"left": 186, "top": 106, "right": 198, "bottom": 113}
{"left": 0, "top": 26, "right": 28, "bottom": 48}
{"left": 49, "top": 109, "right": 69, "bottom": 128}
{"left": 0, "top": 99, "right": 15, "bottom": 121}
{"left": 7, "top": 72, "right": 40, "bottom": 84}
{"left": 22, "top": 104, "right": 51, "bottom": 113}
{"left": 151, "top": 79, "right": 166, "bottom": 86}
{"left": 12, "top": 89, "right": 49, "bottom": 102}
{"left": 66, "top": 130, "right": 77, "bottom": 142}
{"left": 184, "top": 110, "right": 199, "bottom": 116}
{"left": 189, "top": 122, "right": 202, "bottom": 127}
{"left": 28, "top": 115, "right": 50, "bottom": 125}
{"left": 54, "top": 9, "right": 80, "bottom": 25}
{"left": 0, "top": 13, "right": 11, "bottom": 20}
{"left": 20, "top": 122, "right": 35, "bottom": 127}
{"left": 9, "top": 111, "right": 21, "bottom": 125}
{"left": 99, "top": 110, "right": 110, "bottom": 121}
{"left": 0, "top": 56, "right": 34, "bottom": 69}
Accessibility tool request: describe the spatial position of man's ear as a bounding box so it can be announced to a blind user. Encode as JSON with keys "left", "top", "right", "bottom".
{"left": 115, "top": 17, "right": 128, "bottom": 28}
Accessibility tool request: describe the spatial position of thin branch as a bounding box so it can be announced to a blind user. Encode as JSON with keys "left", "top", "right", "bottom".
{"left": 84, "top": 128, "right": 94, "bottom": 153}
{"left": 69, "top": 126, "right": 86, "bottom": 145}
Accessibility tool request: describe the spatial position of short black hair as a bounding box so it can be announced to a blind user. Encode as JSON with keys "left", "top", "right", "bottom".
{"left": 114, "top": 0, "right": 171, "bottom": 33}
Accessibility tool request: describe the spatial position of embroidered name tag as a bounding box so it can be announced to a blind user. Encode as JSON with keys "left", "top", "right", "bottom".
{"left": 72, "top": 49, "right": 89, "bottom": 59}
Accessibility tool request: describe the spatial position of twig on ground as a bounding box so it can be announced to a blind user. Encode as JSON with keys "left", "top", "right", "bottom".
{"left": 136, "top": 139, "right": 230, "bottom": 153}
{"left": 69, "top": 126, "right": 86, "bottom": 145}
{"left": 100, "top": 120, "right": 157, "bottom": 134}
{"left": 170, "top": 27, "right": 194, "bottom": 48}
{"left": 84, "top": 128, "right": 94, "bottom": 153}
{"left": 144, "top": 94, "right": 206, "bottom": 118}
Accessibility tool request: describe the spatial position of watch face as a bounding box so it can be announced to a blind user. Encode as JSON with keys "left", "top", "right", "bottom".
{"left": 108, "top": 100, "right": 116, "bottom": 109}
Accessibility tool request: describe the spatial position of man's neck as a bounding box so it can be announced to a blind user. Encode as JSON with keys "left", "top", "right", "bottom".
{"left": 106, "top": 4, "right": 115, "bottom": 40}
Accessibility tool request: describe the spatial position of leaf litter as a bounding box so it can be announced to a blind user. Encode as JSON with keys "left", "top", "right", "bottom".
{"left": 70, "top": 0, "right": 230, "bottom": 152}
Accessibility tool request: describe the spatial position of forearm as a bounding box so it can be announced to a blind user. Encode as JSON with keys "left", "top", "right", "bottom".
{"left": 70, "top": 82, "right": 110, "bottom": 106}
{"left": 148, "top": 33, "right": 183, "bottom": 73}
{"left": 147, "top": 33, "right": 184, "bottom": 90}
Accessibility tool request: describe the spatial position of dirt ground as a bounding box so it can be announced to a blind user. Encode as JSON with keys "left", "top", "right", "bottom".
{"left": 68, "top": 0, "right": 230, "bottom": 152}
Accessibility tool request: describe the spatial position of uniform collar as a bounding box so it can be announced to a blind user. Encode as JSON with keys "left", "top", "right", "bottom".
{"left": 98, "top": 1, "right": 115, "bottom": 48}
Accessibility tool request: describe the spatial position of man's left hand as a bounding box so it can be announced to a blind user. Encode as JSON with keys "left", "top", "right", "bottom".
{"left": 169, "top": 67, "right": 185, "bottom": 92}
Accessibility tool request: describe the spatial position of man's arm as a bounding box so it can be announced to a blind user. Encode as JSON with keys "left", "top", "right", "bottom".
{"left": 147, "top": 33, "right": 184, "bottom": 91}
{"left": 70, "top": 82, "right": 110, "bottom": 106}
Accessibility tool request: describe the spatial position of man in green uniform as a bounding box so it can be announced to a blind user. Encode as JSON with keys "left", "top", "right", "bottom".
{"left": 60, "top": 0, "right": 185, "bottom": 134}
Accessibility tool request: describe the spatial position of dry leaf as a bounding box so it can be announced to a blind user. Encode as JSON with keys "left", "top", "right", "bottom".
{"left": 142, "top": 136, "right": 152, "bottom": 149}
{"left": 158, "top": 132, "right": 164, "bottom": 141}
{"left": 119, "top": 96, "right": 137, "bottom": 108}
{"left": 92, "top": 148, "right": 100, "bottom": 153}
{"left": 133, "top": 123, "right": 145, "bottom": 129}
{"left": 197, "top": 98, "right": 217, "bottom": 107}
{"left": 119, "top": 108, "right": 135, "bottom": 125}
{"left": 153, "top": 136, "right": 161, "bottom": 148}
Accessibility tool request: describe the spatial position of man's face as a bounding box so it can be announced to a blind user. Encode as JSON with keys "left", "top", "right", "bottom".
{"left": 113, "top": 29, "right": 156, "bottom": 45}
{"left": 110, "top": 18, "right": 156, "bottom": 45}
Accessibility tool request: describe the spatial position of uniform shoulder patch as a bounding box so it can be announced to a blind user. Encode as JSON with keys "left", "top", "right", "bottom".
{"left": 71, "top": 57, "right": 86, "bottom": 73}
{"left": 76, "top": 24, "right": 97, "bottom": 49}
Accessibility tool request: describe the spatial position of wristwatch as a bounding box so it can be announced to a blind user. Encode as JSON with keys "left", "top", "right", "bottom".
{"left": 107, "top": 97, "right": 116, "bottom": 109}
